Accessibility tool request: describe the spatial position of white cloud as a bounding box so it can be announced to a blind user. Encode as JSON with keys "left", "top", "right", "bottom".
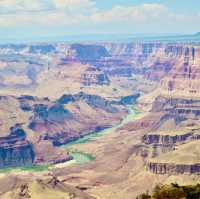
{"left": 90, "top": 4, "right": 169, "bottom": 23}
{"left": 0, "top": 0, "right": 97, "bottom": 27}
{"left": 0, "top": 0, "right": 96, "bottom": 14}
{"left": 0, "top": 0, "right": 51, "bottom": 13}
{"left": 53, "top": 0, "right": 96, "bottom": 13}
{"left": 0, "top": 1, "right": 199, "bottom": 34}
{"left": 0, "top": 2, "right": 170, "bottom": 26}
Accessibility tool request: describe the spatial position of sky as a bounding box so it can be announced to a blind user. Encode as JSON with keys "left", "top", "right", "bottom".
{"left": 0, "top": 0, "right": 200, "bottom": 41}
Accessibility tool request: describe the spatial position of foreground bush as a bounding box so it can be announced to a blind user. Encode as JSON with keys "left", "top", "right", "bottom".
{"left": 136, "top": 183, "right": 200, "bottom": 199}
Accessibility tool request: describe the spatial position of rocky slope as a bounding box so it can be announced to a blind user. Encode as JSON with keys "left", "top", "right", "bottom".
{"left": 0, "top": 176, "right": 95, "bottom": 199}
{"left": 29, "top": 92, "right": 125, "bottom": 146}
{"left": 0, "top": 92, "right": 126, "bottom": 168}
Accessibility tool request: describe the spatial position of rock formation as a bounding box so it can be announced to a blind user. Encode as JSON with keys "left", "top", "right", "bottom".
{"left": 147, "top": 162, "right": 200, "bottom": 175}
{"left": 1, "top": 41, "right": 200, "bottom": 198}
{"left": 0, "top": 124, "right": 34, "bottom": 168}
{"left": 0, "top": 92, "right": 126, "bottom": 167}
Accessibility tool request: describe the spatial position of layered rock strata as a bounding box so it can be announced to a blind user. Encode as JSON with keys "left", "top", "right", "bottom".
{"left": 0, "top": 124, "right": 34, "bottom": 168}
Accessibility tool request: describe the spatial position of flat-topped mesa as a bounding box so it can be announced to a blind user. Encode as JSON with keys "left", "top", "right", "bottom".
{"left": 70, "top": 44, "right": 110, "bottom": 62}
{"left": 0, "top": 124, "right": 35, "bottom": 168}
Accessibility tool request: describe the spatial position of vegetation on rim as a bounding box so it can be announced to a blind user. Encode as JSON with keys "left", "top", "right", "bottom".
{"left": 137, "top": 183, "right": 200, "bottom": 199}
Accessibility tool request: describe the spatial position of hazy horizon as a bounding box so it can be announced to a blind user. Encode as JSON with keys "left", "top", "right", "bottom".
{"left": 1, "top": 32, "right": 200, "bottom": 44}
{"left": 0, "top": 0, "right": 200, "bottom": 42}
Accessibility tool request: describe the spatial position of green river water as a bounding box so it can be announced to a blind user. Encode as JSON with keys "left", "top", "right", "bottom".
{"left": 0, "top": 105, "right": 139, "bottom": 172}
{"left": 64, "top": 105, "right": 140, "bottom": 165}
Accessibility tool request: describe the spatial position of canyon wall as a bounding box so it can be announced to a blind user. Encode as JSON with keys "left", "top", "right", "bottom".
{"left": 0, "top": 124, "right": 34, "bottom": 168}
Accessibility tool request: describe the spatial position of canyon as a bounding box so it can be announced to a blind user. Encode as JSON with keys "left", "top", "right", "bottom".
{"left": 0, "top": 41, "right": 200, "bottom": 198}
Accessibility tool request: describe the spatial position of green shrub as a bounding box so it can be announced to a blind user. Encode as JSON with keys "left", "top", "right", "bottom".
{"left": 137, "top": 183, "right": 200, "bottom": 199}
{"left": 136, "top": 191, "right": 151, "bottom": 199}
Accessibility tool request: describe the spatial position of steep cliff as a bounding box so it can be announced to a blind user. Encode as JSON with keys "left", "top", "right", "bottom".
{"left": 146, "top": 140, "right": 200, "bottom": 175}
{"left": 0, "top": 124, "right": 34, "bottom": 168}
{"left": 106, "top": 43, "right": 200, "bottom": 177}
{"left": 147, "top": 162, "right": 200, "bottom": 175}
{"left": 143, "top": 132, "right": 193, "bottom": 145}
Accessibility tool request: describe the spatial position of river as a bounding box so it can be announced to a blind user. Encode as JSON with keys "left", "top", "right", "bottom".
{"left": 0, "top": 105, "right": 139, "bottom": 172}
{"left": 64, "top": 105, "right": 140, "bottom": 165}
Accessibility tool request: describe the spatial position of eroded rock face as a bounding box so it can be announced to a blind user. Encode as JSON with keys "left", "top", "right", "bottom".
{"left": 0, "top": 91, "right": 127, "bottom": 166}
{"left": 140, "top": 132, "right": 191, "bottom": 158}
{"left": 0, "top": 124, "right": 35, "bottom": 168}
{"left": 36, "top": 92, "right": 124, "bottom": 146}
{"left": 2, "top": 42, "right": 200, "bottom": 179}
{"left": 147, "top": 162, "right": 200, "bottom": 175}
{"left": 28, "top": 103, "right": 74, "bottom": 143}
{"left": 28, "top": 94, "right": 122, "bottom": 146}
{"left": 30, "top": 103, "right": 73, "bottom": 124}
{"left": 153, "top": 97, "right": 200, "bottom": 115}
{"left": 81, "top": 68, "right": 110, "bottom": 86}
{"left": 143, "top": 132, "right": 193, "bottom": 145}
{"left": 159, "top": 47, "right": 200, "bottom": 97}
{"left": 110, "top": 44, "right": 200, "bottom": 178}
